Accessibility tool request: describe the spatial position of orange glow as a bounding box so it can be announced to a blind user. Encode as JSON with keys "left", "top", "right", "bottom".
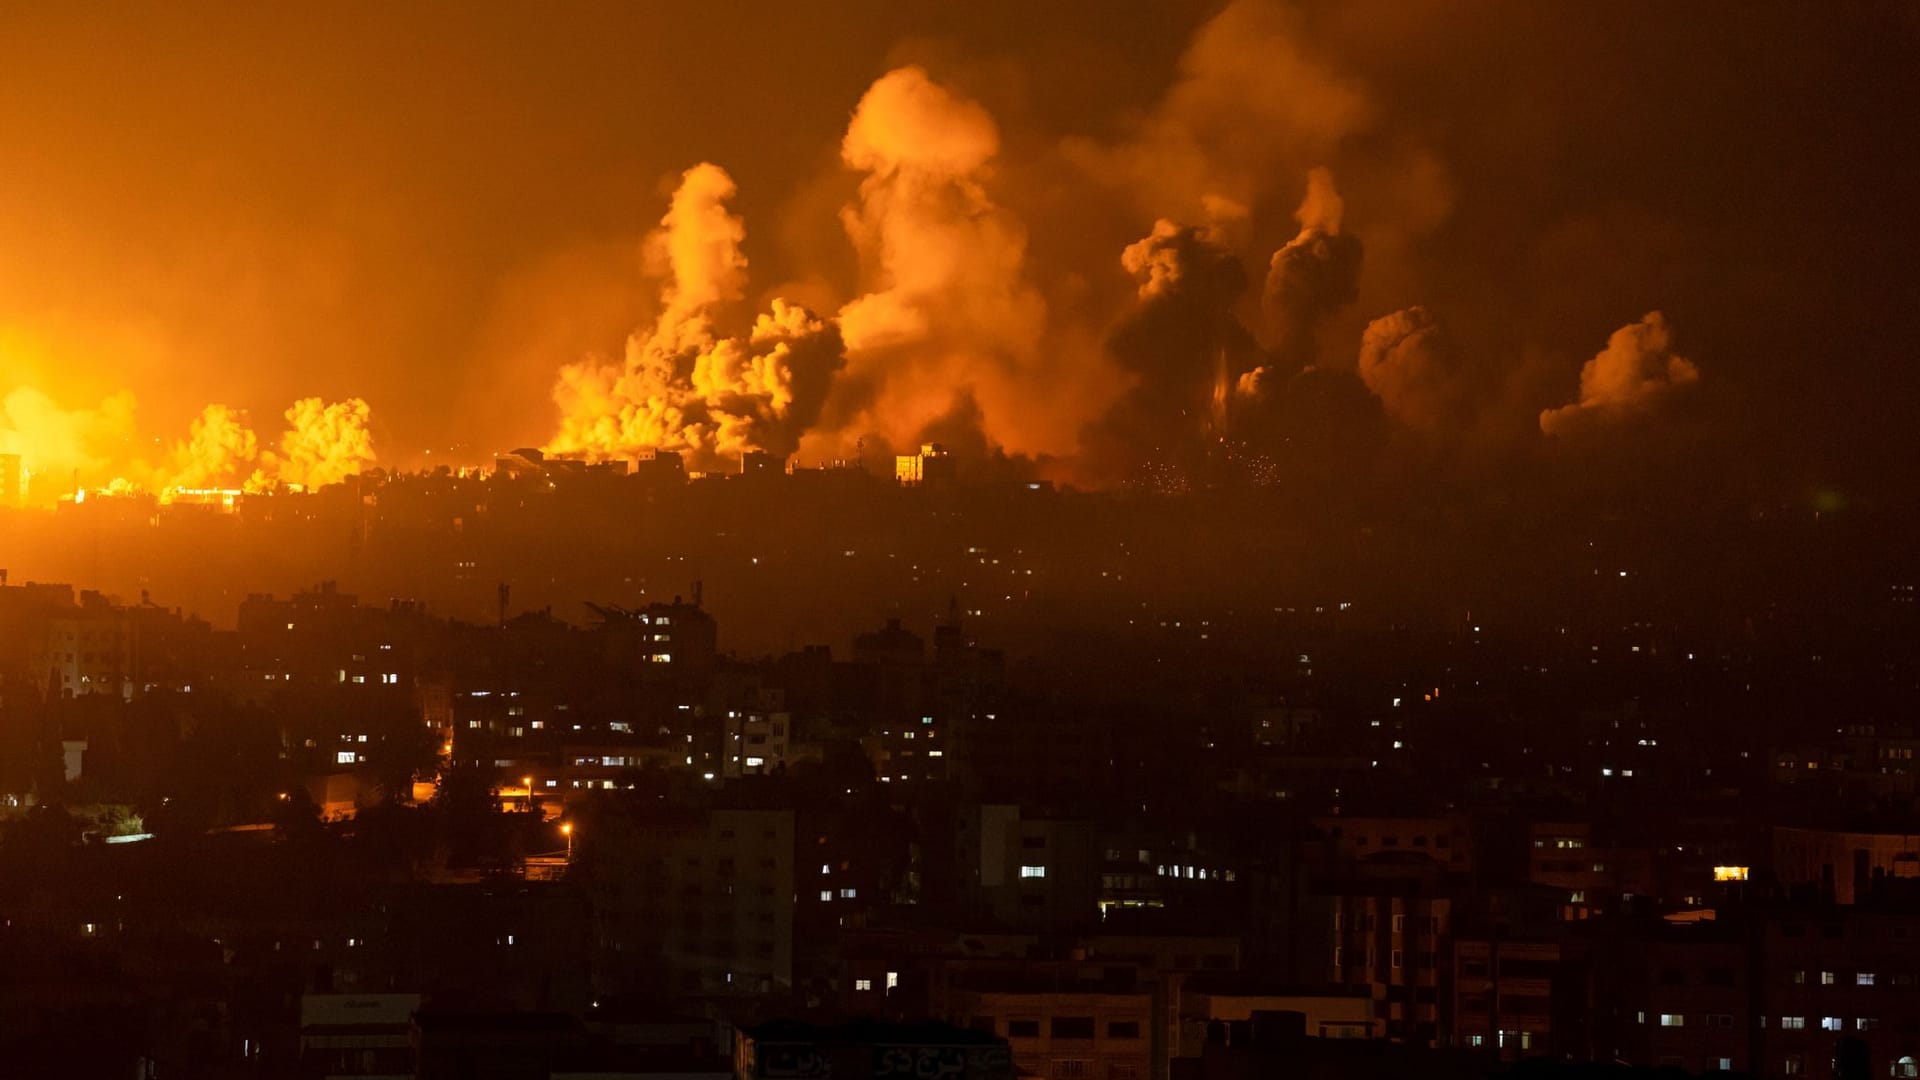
{"left": 0, "top": 384, "right": 377, "bottom": 507}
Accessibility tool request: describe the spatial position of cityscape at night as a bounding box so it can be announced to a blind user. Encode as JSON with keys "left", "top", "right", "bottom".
{"left": 2, "top": 3, "right": 1918, "bottom": 1078}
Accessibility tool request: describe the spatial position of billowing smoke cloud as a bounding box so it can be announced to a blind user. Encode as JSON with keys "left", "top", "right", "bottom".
{"left": 1101, "top": 220, "right": 1253, "bottom": 454}
{"left": 1357, "top": 306, "right": 1467, "bottom": 432}
{"left": 548, "top": 164, "right": 845, "bottom": 466}
{"left": 823, "top": 66, "right": 1082, "bottom": 461}
{"left": 166, "top": 403, "right": 263, "bottom": 489}
{"left": 1120, "top": 220, "right": 1247, "bottom": 305}
{"left": 1262, "top": 168, "right": 1363, "bottom": 366}
{"left": 1539, "top": 312, "right": 1700, "bottom": 435}
{"left": 276, "top": 396, "right": 377, "bottom": 488}
{"left": 1061, "top": 0, "right": 1372, "bottom": 228}
{"left": 0, "top": 387, "right": 136, "bottom": 496}
{"left": 0, "top": 387, "right": 376, "bottom": 503}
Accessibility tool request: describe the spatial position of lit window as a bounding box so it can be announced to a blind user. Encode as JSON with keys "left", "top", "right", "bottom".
{"left": 839, "top": 888, "right": 856, "bottom": 899}
{"left": 1020, "top": 865, "right": 1047, "bottom": 879}
{"left": 819, "top": 890, "right": 832, "bottom": 902}
{"left": 1780, "top": 1016, "right": 1806, "bottom": 1030}
{"left": 1821, "top": 1017, "right": 1843, "bottom": 1031}
{"left": 336, "top": 751, "right": 356, "bottom": 764}
{"left": 1821, "top": 971, "right": 1837, "bottom": 986}
{"left": 1660, "top": 1014, "right": 1684, "bottom": 1027}
{"left": 1859, "top": 973, "right": 1876, "bottom": 986}
{"left": 886, "top": 971, "right": 899, "bottom": 990}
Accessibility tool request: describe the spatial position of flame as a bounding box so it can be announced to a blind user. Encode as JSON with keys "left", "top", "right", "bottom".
{"left": 0, "top": 386, "right": 378, "bottom": 506}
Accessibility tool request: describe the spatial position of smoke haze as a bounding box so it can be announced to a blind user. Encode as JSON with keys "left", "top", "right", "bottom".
{"left": 1, "top": 0, "right": 1915, "bottom": 501}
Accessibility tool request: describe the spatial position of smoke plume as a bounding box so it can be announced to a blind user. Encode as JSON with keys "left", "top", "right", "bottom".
{"left": 548, "top": 164, "right": 845, "bottom": 467}
{"left": 165, "top": 403, "right": 264, "bottom": 490}
{"left": 1357, "top": 306, "right": 1466, "bottom": 432}
{"left": 1539, "top": 312, "right": 1700, "bottom": 435}
{"left": 824, "top": 66, "right": 1072, "bottom": 460}
{"left": 0, "top": 387, "right": 137, "bottom": 496}
{"left": 1263, "top": 168, "right": 1363, "bottom": 366}
{"left": 276, "top": 396, "right": 377, "bottom": 488}
{"left": 1061, "top": 0, "right": 1371, "bottom": 228}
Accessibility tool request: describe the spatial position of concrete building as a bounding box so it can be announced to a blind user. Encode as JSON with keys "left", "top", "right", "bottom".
{"left": 945, "top": 976, "right": 1155, "bottom": 1080}
{"left": 587, "top": 807, "right": 795, "bottom": 997}
{"left": 737, "top": 1020, "right": 1011, "bottom": 1080}
{"left": 895, "top": 443, "right": 955, "bottom": 487}
{"left": 298, "top": 993, "right": 419, "bottom": 1079}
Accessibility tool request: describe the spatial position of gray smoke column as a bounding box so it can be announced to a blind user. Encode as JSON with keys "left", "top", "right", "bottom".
{"left": 1262, "top": 168, "right": 1363, "bottom": 367}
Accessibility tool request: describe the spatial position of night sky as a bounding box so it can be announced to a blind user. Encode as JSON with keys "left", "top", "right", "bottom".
{"left": 1, "top": 1, "right": 1916, "bottom": 500}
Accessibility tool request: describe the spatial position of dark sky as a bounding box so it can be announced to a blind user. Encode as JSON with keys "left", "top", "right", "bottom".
{"left": 1, "top": 1, "right": 1915, "bottom": 498}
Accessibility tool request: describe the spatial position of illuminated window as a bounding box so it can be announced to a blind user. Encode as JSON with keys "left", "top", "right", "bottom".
{"left": 1780, "top": 1016, "right": 1805, "bottom": 1029}
{"left": 1020, "top": 865, "right": 1047, "bottom": 879}
{"left": 1821, "top": 1017, "right": 1843, "bottom": 1031}
{"left": 1859, "top": 972, "right": 1876, "bottom": 986}
{"left": 1821, "top": 971, "right": 1837, "bottom": 986}
{"left": 854, "top": 978, "right": 872, "bottom": 991}
{"left": 839, "top": 888, "right": 856, "bottom": 899}
{"left": 819, "top": 890, "right": 832, "bottom": 902}
{"left": 1659, "top": 1014, "right": 1684, "bottom": 1027}
{"left": 336, "top": 751, "right": 356, "bottom": 765}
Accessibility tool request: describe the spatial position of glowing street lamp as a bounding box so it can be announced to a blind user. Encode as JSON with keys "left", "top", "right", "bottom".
{"left": 561, "top": 821, "right": 574, "bottom": 860}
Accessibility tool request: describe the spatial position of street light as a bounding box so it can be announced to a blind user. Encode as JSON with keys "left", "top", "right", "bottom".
{"left": 561, "top": 821, "right": 574, "bottom": 860}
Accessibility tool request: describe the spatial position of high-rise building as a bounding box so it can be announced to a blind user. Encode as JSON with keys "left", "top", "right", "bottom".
{"left": 585, "top": 807, "right": 794, "bottom": 997}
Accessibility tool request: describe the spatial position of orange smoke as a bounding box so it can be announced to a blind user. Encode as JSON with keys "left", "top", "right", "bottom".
{"left": 827, "top": 66, "right": 1065, "bottom": 459}
{"left": 0, "top": 387, "right": 137, "bottom": 499}
{"left": 1357, "top": 306, "right": 1466, "bottom": 432}
{"left": 546, "top": 164, "right": 844, "bottom": 466}
{"left": 0, "top": 388, "right": 377, "bottom": 505}
{"left": 1539, "top": 312, "right": 1700, "bottom": 435}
